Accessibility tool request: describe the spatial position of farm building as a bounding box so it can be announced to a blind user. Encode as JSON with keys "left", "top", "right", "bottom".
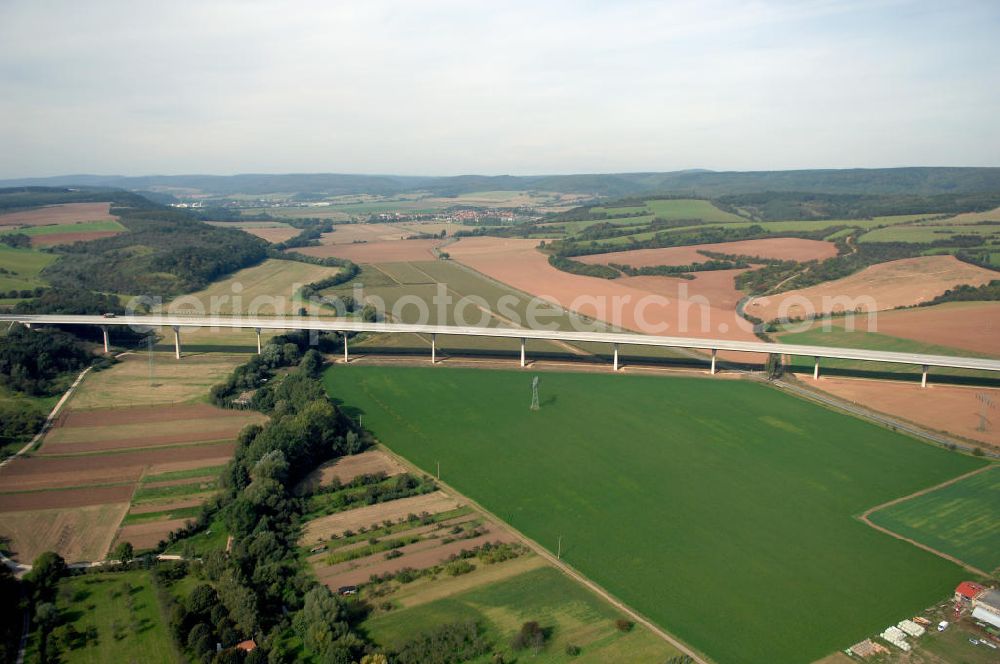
{"left": 955, "top": 581, "right": 985, "bottom": 604}
{"left": 972, "top": 589, "right": 1000, "bottom": 629}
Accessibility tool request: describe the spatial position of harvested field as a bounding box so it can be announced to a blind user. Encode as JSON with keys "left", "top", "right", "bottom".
{"left": 315, "top": 527, "right": 517, "bottom": 589}
{"left": 115, "top": 517, "right": 192, "bottom": 551}
{"left": 297, "top": 449, "right": 407, "bottom": 494}
{"left": 30, "top": 230, "right": 122, "bottom": 246}
{"left": 448, "top": 237, "right": 762, "bottom": 363}
{"left": 578, "top": 238, "right": 838, "bottom": 267}
{"left": 0, "top": 502, "right": 128, "bottom": 563}
{"left": 67, "top": 353, "right": 246, "bottom": 408}
{"left": 293, "top": 239, "right": 443, "bottom": 263}
{"left": 936, "top": 205, "right": 1000, "bottom": 224}
{"left": 302, "top": 491, "right": 460, "bottom": 542}
{"left": 0, "top": 442, "right": 234, "bottom": 491}
{"left": 747, "top": 255, "right": 997, "bottom": 322}
{"left": 168, "top": 258, "right": 340, "bottom": 316}
{"left": 58, "top": 402, "right": 251, "bottom": 428}
{"left": 810, "top": 379, "right": 1000, "bottom": 448}
{"left": 854, "top": 302, "right": 1000, "bottom": 356}
{"left": 241, "top": 226, "right": 300, "bottom": 243}
{"left": 42, "top": 411, "right": 264, "bottom": 455}
{"left": 315, "top": 223, "right": 418, "bottom": 244}
{"left": 0, "top": 485, "right": 134, "bottom": 512}
{"left": 0, "top": 202, "right": 114, "bottom": 227}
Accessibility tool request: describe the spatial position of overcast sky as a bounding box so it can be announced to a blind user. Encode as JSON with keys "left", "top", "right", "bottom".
{"left": 0, "top": 0, "right": 997, "bottom": 178}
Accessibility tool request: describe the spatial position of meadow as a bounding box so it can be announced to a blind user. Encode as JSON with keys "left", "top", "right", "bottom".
{"left": 868, "top": 465, "right": 1000, "bottom": 573}
{"left": 0, "top": 219, "right": 126, "bottom": 237}
{"left": 0, "top": 243, "right": 56, "bottom": 291}
{"left": 324, "top": 365, "right": 986, "bottom": 664}
{"left": 365, "top": 562, "right": 681, "bottom": 663}
{"left": 24, "top": 570, "right": 178, "bottom": 664}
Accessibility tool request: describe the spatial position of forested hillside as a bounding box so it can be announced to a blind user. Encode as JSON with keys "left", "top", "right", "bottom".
{"left": 3, "top": 166, "right": 1000, "bottom": 198}
{"left": 0, "top": 187, "right": 269, "bottom": 296}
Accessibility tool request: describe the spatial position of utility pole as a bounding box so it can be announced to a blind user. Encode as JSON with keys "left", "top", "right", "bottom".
{"left": 436, "top": 460, "right": 440, "bottom": 480}
{"left": 557, "top": 535, "right": 562, "bottom": 560}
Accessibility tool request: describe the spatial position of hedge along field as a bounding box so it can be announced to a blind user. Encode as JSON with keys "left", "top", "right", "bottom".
{"left": 868, "top": 465, "right": 1000, "bottom": 574}
{"left": 324, "top": 365, "right": 986, "bottom": 664}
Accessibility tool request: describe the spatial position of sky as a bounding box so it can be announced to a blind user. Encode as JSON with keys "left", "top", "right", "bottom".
{"left": 0, "top": 0, "right": 998, "bottom": 178}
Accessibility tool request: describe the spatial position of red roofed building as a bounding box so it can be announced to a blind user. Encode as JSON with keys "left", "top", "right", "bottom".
{"left": 954, "top": 581, "right": 984, "bottom": 604}
{"left": 235, "top": 639, "right": 257, "bottom": 652}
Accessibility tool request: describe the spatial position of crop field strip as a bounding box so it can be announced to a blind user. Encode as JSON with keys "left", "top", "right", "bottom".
{"left": 0, "top": 355, "right": 252, "bottom": 562}
{"left": 297, "top": 446, "right": 682, "bottom": 661}
{"left": 867, "top": 464, "right": 1000, "bottom": 574}
{"left": 325, "top": 365, "right": 987, "bottom": 664}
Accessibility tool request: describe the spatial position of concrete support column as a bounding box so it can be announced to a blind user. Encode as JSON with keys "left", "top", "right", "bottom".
{"left": 24, "top": 322, "right": 31, "bottom": 329}
{"left": 520, "top": 338, "right": 526, "bottom": 368}
{"left": 431, "top": 333, "right": 436, "bottom": 364}
{"left": 921, "top": 365, "right": 929, "bottom": 388}
{"left": 101, "top": 326, "right": 110, "bottom": 354}
{"left": 710, "top": 349, "right": 717, "bottom": 375}
{"left": 813, "top": 357, "right": 820, "bottom": 380}
{"left": 255, "top": 328, "right": 262, "bottom": 355}
{"left": 613, "top": 344, "right": 619, "bottom": 372}
{"left": 343, "top": 333, "right": 349, "bottom": 364}
{"left": 172, "top": 326, "right": 181, "bottom": 360}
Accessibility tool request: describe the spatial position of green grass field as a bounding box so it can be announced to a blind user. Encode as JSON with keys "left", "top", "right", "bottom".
{"left": 365, "top": 563, "right": 680, "bottom": 663}
{"left": 25, "top": 570, "right": 178, "bottom": 664}
{"left": 324, "top": 366, "right": 986, "bottom": 664}
{"left": 859, "top": 224, "right": 1000, "bottom": 244}
{"left": 0, "top": 220, "right": 126, "bottom": 237}
{"left": 0, "top": 244, "right": 56, "bottom": 291}
{"left": 868, "top": 465, "right": 1000, "bottom": 573}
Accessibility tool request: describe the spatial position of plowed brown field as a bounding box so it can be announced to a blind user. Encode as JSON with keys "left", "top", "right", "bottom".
{"left": 302, "top": 491, "right": 461, "bottom": 543}
{"left": 0, "top": 485, "right": 134, "bottom": 512}
{"left": 747, "top": 255, "right": 996, "bottom": 322}
{"left": 0, "top": 503, "right": 129, "bottom": 563}
{"left": 448, "top": 237, "right": 762, "bottom": 363}
{"left": 297, "top": 449, "right": 407, "bottom": 494}
{"left": 58, "top": 403, "right": 251, "bottom": 428}
{"left": 0, "top": 442, "right": 234, "bottom": 491}
{"left": 30, "top": 230, "right": 123, "bottom": 246}
{"left": 811, "top": 379, "right": 1000, "bottom": 448}
{"left": 578, "top": 238, "right": 837, "bottom": 267}
{"left": 115, "top": 517, "right": 193, "bottom": 550}
{"left": 293, "top": 239, "right": 443, "bottom": 263}
{"left": 0, "top": 202, "right": 114, "bottom": 227}
{"left": 847, "top": 302, "right": 999, "bottom": 356}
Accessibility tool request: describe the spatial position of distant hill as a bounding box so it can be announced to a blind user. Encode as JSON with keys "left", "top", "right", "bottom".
{"left": 2, "top": 167, "right": 1000, "bottom": 198}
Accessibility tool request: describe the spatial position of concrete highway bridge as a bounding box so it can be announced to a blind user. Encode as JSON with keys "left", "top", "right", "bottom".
{"left": 3, "top": 314, "right": 999, "bottom": 387}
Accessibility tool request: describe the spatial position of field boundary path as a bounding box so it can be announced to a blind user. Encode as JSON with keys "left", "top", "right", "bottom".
{"left": 856, "top": 464, "right": 995, "bottom": 577}
{"left": 0, "top": 365, "right": 93, "bottom": 471}
{"left": 373, "top": 443, "right": 714, "bottom": 664}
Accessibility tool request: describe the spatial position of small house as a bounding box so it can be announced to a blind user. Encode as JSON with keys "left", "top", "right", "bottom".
{"left": 955, "top": 581, "right": 985, "bottom": 604}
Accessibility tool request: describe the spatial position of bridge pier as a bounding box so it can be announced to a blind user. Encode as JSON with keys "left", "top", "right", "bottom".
{"left": 613, "top": 343, "right": 619, "bottom": 372}
{"left": 921, "top": 364, "right": 928, "bottom": 388}
{"left": 431, "top": 333, "right": 436, "bottom": 364}
{"left": 710, "top": 349, "right": 717, "bottom": 375}
{"left": 172, "top": 326, "right": 181, "bottom": 360}
{"left": 520, "top": 338, "right": 525, "bottom": 368}
{"left": 813, "top": 357, "right": 820, "bottom": 380}
{"left": 343, "top": 333, "right": 349, "bottom": 364}
{"left": 101, "top": 326, "right": 110, "bottom": 354}
{"left": 255, "top": 328, "right": 262, "bottom": 354}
